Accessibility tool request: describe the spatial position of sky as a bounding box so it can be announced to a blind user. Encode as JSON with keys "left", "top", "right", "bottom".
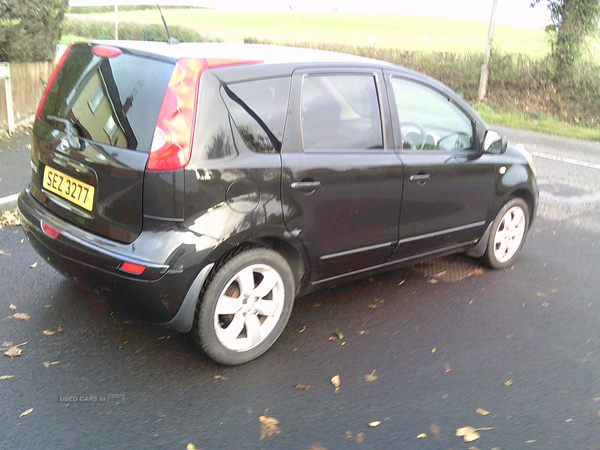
{"left": 68, "top": 0, "right": 552, "bottom": 29}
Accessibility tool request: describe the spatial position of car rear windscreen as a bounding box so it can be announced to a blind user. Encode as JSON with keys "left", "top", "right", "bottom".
{"left": 39, "top": 44, "right": 174, "bottom": 152}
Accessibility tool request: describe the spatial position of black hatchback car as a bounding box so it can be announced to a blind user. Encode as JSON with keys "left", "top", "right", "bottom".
{"left": 19, "top": 41, "right": 538, "bottom": 365}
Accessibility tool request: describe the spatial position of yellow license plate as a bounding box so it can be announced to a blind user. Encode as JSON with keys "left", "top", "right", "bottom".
{"left": 43, "top": 166, "right": 95, "bottom": 211}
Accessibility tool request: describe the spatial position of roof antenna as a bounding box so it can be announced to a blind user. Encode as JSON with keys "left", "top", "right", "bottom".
{"left": 157, "top": 4, "right": 179, "bottom": 45}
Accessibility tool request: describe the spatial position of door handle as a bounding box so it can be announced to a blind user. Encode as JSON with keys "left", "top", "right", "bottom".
{"left": 291, "top": 180, "right": 321, "bottom": 193}
{"left": 409, "top": 174, "right": 430, "bottom": 182}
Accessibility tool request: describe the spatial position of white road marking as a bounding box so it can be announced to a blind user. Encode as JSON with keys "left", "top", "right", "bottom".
{"left": 531, "top": 151, "right": 600, "bottom": 170}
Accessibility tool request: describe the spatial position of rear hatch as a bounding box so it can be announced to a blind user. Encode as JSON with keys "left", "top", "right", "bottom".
{"left": 30, "top": 42, "right": 175, "bottom": 243}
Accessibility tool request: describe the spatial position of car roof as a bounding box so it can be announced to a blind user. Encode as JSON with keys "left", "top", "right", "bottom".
{"left": 91, "top": 40, "right": 394, "bottom": 67}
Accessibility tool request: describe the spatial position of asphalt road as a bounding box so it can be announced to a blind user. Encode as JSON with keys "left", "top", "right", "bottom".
{"left": 1, "top": 126, "right": 600, "bottom": 450}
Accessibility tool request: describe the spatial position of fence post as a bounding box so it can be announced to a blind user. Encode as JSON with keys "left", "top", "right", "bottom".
{"left": 0, "top": 63, "right": 15, "bottom": 133}
{"left": 478, "top": 0, "right": 498, "bottom": 101}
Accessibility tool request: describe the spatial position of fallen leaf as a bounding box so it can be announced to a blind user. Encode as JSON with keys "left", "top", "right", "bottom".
{"left": 293, "top": 383, "right": 311, "bottom": 390}
{"left": 212, "top": 375, "right": 230, "bottom": 381}
{"left": 186, "top": 444, "right": 198, "bottom": 450}
{"left": 2, "top": 341, "right": 13, "bottom": 347}
{"left": 456, "top": 426, "right": 480, "bottom": 442}
{"left": 30, "top": 262, "right": 38, "bottom": 269}
{"left": 13, "top": 313, "right": 30, "bottom": 320}
{"left": 357, "top": 330, "right": 368, "bottom": 335}
{"left": 444, "top": 363, "right": 451, "bottom": 373}
{"left": 368, "top": 304, "right": 378, "bottom": 308}
{"left": 565, "top": 418, "right": 573, "bottom": 422}
{"left": 331, "top": 331, "right": 344, "bottom": 340}
{"left": 57, "top": 325, "right": 64, "bottom": 333}
{"left": 467, "top": 447, "right": 479, "bottom": 450}
{"left": 258, "top": 410, "right": 281, "bottom": 440}
{"left": 542, "top": 302, "right": 550, "bottom": 307}
{"left": 525, "top": 440, "right": 537, "bottom": 444}
{"left": 364, "top": 369, "right": 378, "bottom": 383}
{"left": 42, "top": 330, "right": 56, "bottom": 336}
{"left": 299, "top": 325, "right": 306, "bottom": 333}
{"left": 43, "top": 361, "right": 59, "bottom": 368}
{"left": 476, "top": 407, "right": 490, "bottom": 416}
{"left": 368, "top": 421, "right": 381, "bottom": 427}
{"left": 4, "top": 346, "right": 22, "bottom": 357}
{"left": 0, "top": 250, "right": 10, "bottom": 256}
{"left": 432, "top": 347, "right": 436, "bottom": 353}
{"left": 503, "top": 380, "right": 513, "bottom": 386}
{"left": 397, "top": 279, "right": 406, "bottom": 286}
{"left": 331, "top": 375, "right": 341, "bottom": 394}
{"left": 0, "top": 375, "right": 15, "bottom": 380}
{"left": 536, "top": 292, "right": 548, "bottom": 297}
{"left": 355, "top": 432, "right": 364, "bottom": 444}
{"left": 19, "top": 408, "right": 33, "bottom": 418}
{"left": 430, "top": 423, "right": 440, "bottom": 439}
{"left": 417, "top": 433, "right": 427, "bottom": 439}
{"left": 471, "top": 268, "right": 484, "bottom": 276}
{"left": 9, "top": 304, "right": 16, "bottom": 310}
{"left": 434, "top": 270, "right": 447, "bottom": 277}
{"left": 427, "top": 278, "right": 439, "bottom": 284}
{"left": 308, "top": 444, "right": 328, "bottom": 450}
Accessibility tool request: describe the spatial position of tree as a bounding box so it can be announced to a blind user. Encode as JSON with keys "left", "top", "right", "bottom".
{"left": 532, "top": 0, "right": 600, "bottom": 74}
{"left": 0, "top": 0, "right": 69, "bottom": 62}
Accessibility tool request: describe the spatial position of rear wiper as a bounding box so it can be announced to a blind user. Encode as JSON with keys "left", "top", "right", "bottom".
{"left": 47, "top": 115, "right": 81, "bottom": 150}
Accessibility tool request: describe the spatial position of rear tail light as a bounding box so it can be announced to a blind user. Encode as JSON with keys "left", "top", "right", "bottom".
{"left": 36, "top": 44, "right": 72, "bottom": 120}
{"left": 147, "top": 58, "right": 261, "bottom": 171}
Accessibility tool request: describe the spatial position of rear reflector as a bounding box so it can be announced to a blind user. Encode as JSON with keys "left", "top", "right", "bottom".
{"left": 92, "top": 45, "right": 123, "bottom": 58}
{"left": 41, "top": 221, "right": 60, "bottom": 239}
{"left": 119, "top": 261, "right": 146, "bottom": 275}
{"left": 147, "top": 58, "right": 261, "bottom": 171}
{"left": 36, "top": 45, "right": 72, "bottom": 120}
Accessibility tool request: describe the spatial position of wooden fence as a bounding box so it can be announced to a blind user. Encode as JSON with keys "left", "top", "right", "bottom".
{"left": 0, "top": 62, "right": 53, "bottom": 132}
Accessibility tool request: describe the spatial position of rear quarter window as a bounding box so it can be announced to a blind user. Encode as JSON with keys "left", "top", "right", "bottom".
{"left": 221, "top": 77, "right": 291, "bottom": 153}
{"left": 39, "top": 44, "right": 174, "bottom": 153}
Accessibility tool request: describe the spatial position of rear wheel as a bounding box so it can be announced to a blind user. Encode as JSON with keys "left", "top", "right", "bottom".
{"left": 482, "top": 198, "right": 530, "bottom": 269}
{"left": 193, "top": 248, "right": 295, "bottom": 365}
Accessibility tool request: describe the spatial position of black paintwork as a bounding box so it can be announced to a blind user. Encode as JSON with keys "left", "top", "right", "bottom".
{"left": 19, "top": 41, "right": 538, "bottom": 332}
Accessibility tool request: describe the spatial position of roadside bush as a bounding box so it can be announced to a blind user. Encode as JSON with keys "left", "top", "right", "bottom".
{"left": 245, "top": 37, "right": 600, "bottom": 126}
{"left": 64, "top": 16, "right": 222, "bottom": 43}
{"left": 0, "top": 0, "right": 69, "bottom": 62}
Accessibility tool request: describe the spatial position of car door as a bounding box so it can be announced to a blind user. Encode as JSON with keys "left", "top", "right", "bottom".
{"left": 387, "top": 75, "right": 496, "bottom": 260}
{"left": 281, "top": 69, "right": 403, "bottom": 284}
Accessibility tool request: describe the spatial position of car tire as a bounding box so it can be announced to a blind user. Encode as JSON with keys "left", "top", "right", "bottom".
{"left": 482, "top": 197, "right": 530, "bottom": 269}
{"left": 193, "top": 248, "right": 295, "bottom": 365}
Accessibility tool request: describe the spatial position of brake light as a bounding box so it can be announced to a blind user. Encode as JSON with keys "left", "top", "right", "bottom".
{"left": 147, "top": 58, "right": 261, "bottom": 171}
{"left": 120, "top": 261, "right": 146, "bottom": 275}
{"left": 92, "top": 45, "right": 122, "bottom": 58}
{"left": 36, "top": 45, "right": 72, "bottom": 120}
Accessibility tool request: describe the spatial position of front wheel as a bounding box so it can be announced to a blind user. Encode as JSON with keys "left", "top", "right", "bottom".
{"left": 482, "top": 198, "right": 530, "bottom": 269}
{"left": 193, "top": 248, "right": 295, "bottom": 365}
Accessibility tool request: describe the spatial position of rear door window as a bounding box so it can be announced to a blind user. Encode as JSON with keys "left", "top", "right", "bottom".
{"left": 39, "top": 44, "right": 174, "bottom": 152}
{"left": 301, "top": 74, "right": 383, "bottom": 150}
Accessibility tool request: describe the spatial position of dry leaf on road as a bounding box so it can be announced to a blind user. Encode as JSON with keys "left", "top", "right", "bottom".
{"left": 0, "top": 375, "right": 15, "bottom": 380}
{"left": 13, "top": 313, "right": 30, "bottom": 320}
{"left": 368, "top": 421, "right": 381, "bottom": 427}
{"left": 259, "top": 410, "right": 281, "bottom": 440}
{"left": 430, "top": 423, "right": 441, "bottom": 439}
{"left": 331, "top": 375, "right": 341, "bottom": 394}
{"left": 364, "top": 369, "right": 379, "bottom": 383}
{"left": 456, "top": 426, "right": 493, "bottom": 443}
{"left": 476, "top": 408, "right": 490, "bottom": 416}
{"left": 293, "top": 383, "right": 311, "bottom": 390}
{"left": 30, "top": 262, "right": 38, "bottom": 269}
{"left": 212, "top": 375, "right": 230, "bottom": 381}
{"left": 355, "top": 432, "right": 364, "bottom": 444}
{"left": 9, "top": 304, "right": 16, "bottom": 310}
{"left": 19, "top": 408, "right": 34, "bottom": 418}
{"left": 417, "top": 433, "right": 427, "bottom": 439}
{"left": 42, "top": 330, "right": 56, "bottom": 336}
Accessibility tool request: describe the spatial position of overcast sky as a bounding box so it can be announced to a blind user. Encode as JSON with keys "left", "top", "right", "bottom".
{"left": 69, "top": 0, "right": 552, "bottom": 28}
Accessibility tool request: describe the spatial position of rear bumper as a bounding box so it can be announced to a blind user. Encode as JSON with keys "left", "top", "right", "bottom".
{"left": 18, "top": 187, "right": 216, "bottom": 325}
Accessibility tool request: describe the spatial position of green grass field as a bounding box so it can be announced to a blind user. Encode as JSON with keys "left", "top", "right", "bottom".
{"left": 77, "top": 9, "right": 552, "bottom": 57}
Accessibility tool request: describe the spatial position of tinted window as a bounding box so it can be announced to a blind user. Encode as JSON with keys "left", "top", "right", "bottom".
{"left": 301, "top": 74, "right": 383, "bottom": 150}
{"left": 392, "top": 77, "right": 475, "bottom": 152}
{"left": 222, "top": 77, "right": 291, "bottom": 153}
{"left": 40, "top": 44, "right": 174, "bottom": 152}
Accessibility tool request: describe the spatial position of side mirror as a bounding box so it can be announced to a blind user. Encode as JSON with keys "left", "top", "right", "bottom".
{"left": 483, "top": 130, "right": 507, "bottom": 154}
